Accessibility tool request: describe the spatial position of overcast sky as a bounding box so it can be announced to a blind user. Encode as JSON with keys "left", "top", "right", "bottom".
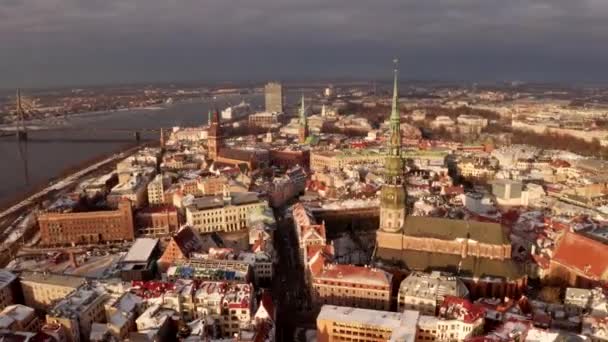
{"left": 1, "top": 0, "right": 608, "bottom": 88}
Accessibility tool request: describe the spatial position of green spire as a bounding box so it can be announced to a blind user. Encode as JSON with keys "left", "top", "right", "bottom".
{"left": 391, "top": 59, "right": 400, "bottom": 121}
{"left": 388, "top": 59, "right": 401, "bottom": 157}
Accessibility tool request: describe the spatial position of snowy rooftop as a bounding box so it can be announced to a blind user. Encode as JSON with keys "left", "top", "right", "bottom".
{"left": 0, "top": 271, "right": 16, "bottom": 287}
{"left": 123, "top": 238, "right": 159, "bottom": 263}
{"left": 49, "top": 287, "right": 105, "bottom": 318}
{"left": 317, "top": 305, "right": 418, "bottom": 342}
{"left": 399, "top": 271, "right": 468, "bottom": 300}
{"left": 0, "top": 305, "right": 33, "bottom": 322}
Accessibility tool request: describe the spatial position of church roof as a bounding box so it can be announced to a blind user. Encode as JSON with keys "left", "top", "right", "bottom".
{"left": 375, "top": 248, "right": 524, "bottom": 280}
{"left": 403, "top": 216, "right": 510, "bottom": 246}
{"left": 552, "top": 231, "right": 608, "bottom": 281}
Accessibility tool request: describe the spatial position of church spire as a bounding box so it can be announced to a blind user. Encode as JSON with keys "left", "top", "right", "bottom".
{"left": 388, "top": 58, "right": 402, "bottom": 158}
{"left": 391, "top": 59, "right": 399, "bottom": 121}
{"left": 378, "top": 58, "right": 407, "bottom": 234}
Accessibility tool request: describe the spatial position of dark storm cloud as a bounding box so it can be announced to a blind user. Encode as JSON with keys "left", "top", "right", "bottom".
{"left": 1, "top": 0, "right": 608, "bottom": 87}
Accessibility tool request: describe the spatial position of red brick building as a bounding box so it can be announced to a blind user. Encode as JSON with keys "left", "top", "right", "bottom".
{"left": 135, "top": 205, "right": 180, "bottom": 237}
{"left": 38, "top": 200, "right": 134, "bottom": 245}
{"left": 269, "top": 149, "right": 309, "bottom": 170}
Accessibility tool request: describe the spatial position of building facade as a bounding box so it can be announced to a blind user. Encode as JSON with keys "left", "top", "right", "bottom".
{"left": 38, "top": 200, "right": 135, "bottom": 246}
{"left": 264, "top": 82, "right": 283, "bottom": 113}
{"left": 186, "top": 193, "right": 268, "bottom": 233}
{"left": 249, "top": 112, "right": 280, "bottom": 129}
{"left": 298, "top": 95, "right": 309, "bottom": 143}
{"left": 316, "top": 305, "right": 419, "bottom": 342}
{"left": 312, "top": 264, "right": 392, "bottom": 311}
{"left": 46, "top": 287, "right": 108, "bottom": 342}
{"left": 135, "top": 205, "right": 180, "bottom": 237}
{"left": 398, "top": 272, "right": 469, "bottom": 315}
{"left": 19, "top": 272, "right": 85, "bottom": 311}
{"left": 310, "top": 150, "right": 385, "bottom": 172}
{"left": 208, "top": 109, "right": 221, "bottom": 160}
{"left": 147, "top": 174, "right": 166, "bottom": 205}
{"left": 0, "top": 271, "right": 17, "bottom": 311}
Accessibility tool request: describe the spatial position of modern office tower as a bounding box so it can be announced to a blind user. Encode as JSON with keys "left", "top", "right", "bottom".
{"left": 264, "top": 82, "right": 283, "bottom": 113}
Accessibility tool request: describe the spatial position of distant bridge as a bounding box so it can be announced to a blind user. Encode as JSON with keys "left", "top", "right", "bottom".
{"left": 0, "top": 127, "right": 164, "bottom": 143}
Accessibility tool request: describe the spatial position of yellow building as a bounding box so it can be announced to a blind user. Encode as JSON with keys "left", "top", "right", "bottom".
{"left": 147, "top": 174, "right": 166, "bottom": 205}
{"left": 19, "top": 272, "right": 85, "bottom": 311}
{"left": 185, "top": 192, "right": 268, "bottom": 233}
{"left": 310, "top": 150, "right": 385, "bottom": 172}
{"left": 316, "top": 305, "right": 419, "bottom": 342}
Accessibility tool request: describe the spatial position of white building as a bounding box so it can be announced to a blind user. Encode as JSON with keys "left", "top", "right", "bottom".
{"left": 147, "top": 174, "right": 167, "bottom": 205}
{"left": 46, "top": 286, "right": 108, "bottom": 342}
{"left": 398, "top": 271, "right": 469, "bottom": 315}
{"left": 194, "top": 281, "right": 253, "bottom": 338}
{"left": 431, "top": 115, "right": 455, "bottom": 129}
{"left": 221, "top": 101, "right": 251, "bottom": 120}
{"left": 185, "top": 192, "right": 268, "bottom": 233}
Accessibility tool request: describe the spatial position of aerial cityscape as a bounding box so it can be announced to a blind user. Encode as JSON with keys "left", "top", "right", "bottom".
{"left": 2, "top": 1, "right": 608, "bottom": 342}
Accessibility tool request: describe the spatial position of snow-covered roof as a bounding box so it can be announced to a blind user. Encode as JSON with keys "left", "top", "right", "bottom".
{"left": 317, "top": 305, "right": 418, "bottom": 342}
{"left": 123, "top": 238, "right": 159, "bottom": 263}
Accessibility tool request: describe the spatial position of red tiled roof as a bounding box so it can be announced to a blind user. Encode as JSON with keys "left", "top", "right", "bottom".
{"left": 308, "top": 251, "right": 326, "bottom": 276}
{"left": 440, "top": 296, "right": 486, "bottom": 324}
{"left": 306, "top": 244, "right": 334, "bottom": 262}
{"left": 443, "top": 186, "right": 465, "bottom": 195}
{"left": 314, "top": 264, "right": 392, "bottom": 287}
{"left": 302, "top": 224, "right": 326, "bottom": 241}
{"left": 552, "top": 231, "right": 608, "bottom": 280}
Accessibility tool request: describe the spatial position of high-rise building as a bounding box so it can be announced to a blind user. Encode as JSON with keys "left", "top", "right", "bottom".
{"left": 298, "top": 94, "right": 308, "bottom": 143}
{"left": 379, "top": 60, "right": 407, "bottom": 234}
{"left": 208, "top": 109, "right": 221, "bottom": 160}
{"left": 264, "top": 82, "right": 283, "bottom": 113}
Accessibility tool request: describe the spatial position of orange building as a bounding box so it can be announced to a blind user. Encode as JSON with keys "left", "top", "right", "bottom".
{"left": 311, "top": 264, "right": 393, "bottom": 311}
{"left": 157, "top": 227, "right": 208, "bottom": 271}
{"left": 38, "top": 200, "right": 134, "bottom": 246}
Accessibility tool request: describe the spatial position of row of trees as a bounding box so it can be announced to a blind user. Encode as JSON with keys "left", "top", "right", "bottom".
{"left": 512, "top": 129, "right": 608, "bottom": 159}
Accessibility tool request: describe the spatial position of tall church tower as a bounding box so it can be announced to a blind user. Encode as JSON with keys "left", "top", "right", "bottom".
{"left": 298, "top": 94, "right": 309, "bottom": 144}
{"left": 379, "top": 60, "right": 407, "bottom": 233}
{"left": 208, "top": 109, "right": 221, "bottom": 160}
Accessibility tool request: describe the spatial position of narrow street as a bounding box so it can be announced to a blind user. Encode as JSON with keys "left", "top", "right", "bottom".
{"left": 272, "top": 207, "right": 315, "bottom": 341}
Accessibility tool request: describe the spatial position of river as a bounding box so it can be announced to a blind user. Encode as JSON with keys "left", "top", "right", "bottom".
{"left": 0, "top": 93, "right": 272, "bottom": 204}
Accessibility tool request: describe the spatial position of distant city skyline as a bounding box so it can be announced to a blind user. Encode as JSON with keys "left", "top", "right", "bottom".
{"left": 2, "top": 0, "right": 608, "bottom": 88}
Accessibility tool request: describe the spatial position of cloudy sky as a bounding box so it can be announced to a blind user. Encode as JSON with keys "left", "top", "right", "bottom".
{"left": 1, "top": 0, "right": 608, "bottom": 88}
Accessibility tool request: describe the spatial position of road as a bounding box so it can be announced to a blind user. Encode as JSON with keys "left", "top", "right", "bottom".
{"left": 272, "top": 207, "right": 318, "bottom": 342}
